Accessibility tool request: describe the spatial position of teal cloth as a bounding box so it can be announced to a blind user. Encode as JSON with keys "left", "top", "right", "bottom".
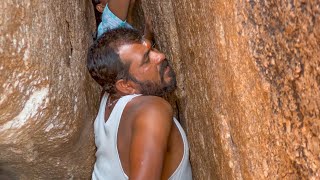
{"left": 97, "top": 4, "right": 133, "bottom": 38}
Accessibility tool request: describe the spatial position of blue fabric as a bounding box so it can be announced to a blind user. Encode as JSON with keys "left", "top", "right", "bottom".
{"left": 97, "top": 4, "right": 133, "bottom": 38}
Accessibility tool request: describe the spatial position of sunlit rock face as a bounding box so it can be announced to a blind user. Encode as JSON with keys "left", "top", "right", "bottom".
{"left": 0, "top": 0, "right": 99, "bottom": 179}
{"left": 141, "top": 0, "right": 319, "bottom": 179}
{"left": 1, "top": 0, "right": 319, "bottom": 179}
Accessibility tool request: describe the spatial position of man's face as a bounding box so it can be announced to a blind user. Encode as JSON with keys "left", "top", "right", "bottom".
{"left": 118, "top": 40, "right": 176, "bottom": 96}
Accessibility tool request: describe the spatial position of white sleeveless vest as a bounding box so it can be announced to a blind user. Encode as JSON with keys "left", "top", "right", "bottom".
{"left": 92, "top": 93, "right": 192, "bottom": 180}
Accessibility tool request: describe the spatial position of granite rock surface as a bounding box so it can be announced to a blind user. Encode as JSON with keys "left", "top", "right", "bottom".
{"left": 141, "top": 0, "right": 320, "bottom": 179}
{"left": 0, "top": 0, "right": 99, "bottom": 179}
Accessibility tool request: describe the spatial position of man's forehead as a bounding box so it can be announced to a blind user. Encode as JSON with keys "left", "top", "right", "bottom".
{"left": 118, "top": 42, "right": 147, "bottom": 63}
{"left": 118, "top": 40, "right": 150, "bottom": 54}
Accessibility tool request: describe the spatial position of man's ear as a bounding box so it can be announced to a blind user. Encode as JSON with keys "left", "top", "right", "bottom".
{"left": 115, "top": 79, "right": 138, "bottom": 94}
{"left": 96, "top": 4, "right": 105, "bottom": 13}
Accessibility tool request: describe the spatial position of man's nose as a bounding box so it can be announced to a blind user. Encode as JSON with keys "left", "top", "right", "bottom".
{"left": 151, "top": 51, "right": 165, "bottom": 64}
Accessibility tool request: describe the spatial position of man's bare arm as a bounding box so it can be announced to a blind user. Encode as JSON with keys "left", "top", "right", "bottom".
{"left": 108, "top": 0, "right": 132, "bottom": 21}
{"left": 129, "top": 96, "right": 173, "bottom": 180}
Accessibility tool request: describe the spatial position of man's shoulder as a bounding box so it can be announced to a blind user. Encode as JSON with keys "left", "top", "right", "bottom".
{"left": 130, "top": 95, "right": 172, "bottom": 111}
{"left": 125, "top": 95, "right": 173, "bottom": 124}
{"left": 135, "top": 95, "right": 170, "bottom": 105}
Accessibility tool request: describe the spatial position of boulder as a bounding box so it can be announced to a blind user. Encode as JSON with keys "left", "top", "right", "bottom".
{"left": 0, "top": 0, "right": 99, "bottom": 179}
{"left": 141, "top": 0, "right": 320, "bottom": 179}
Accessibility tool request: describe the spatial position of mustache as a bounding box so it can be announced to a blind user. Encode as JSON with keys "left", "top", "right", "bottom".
{"left": 159, "top": 59, "right": 169, "bottom": 77}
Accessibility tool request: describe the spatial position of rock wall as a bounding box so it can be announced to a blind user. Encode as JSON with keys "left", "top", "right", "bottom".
{"left": 141, "top": 0, "right": 320, "bottom": 179}
{"left": 0, "top": 0, "right": 99, "bottom": 179}
{"left": 1, "top": 0, "right": 319, "bottom": 179}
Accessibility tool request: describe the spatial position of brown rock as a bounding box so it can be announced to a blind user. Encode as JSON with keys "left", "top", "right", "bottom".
{"left": 0, "top": 0, "right": 99, "bottom": 179}
{"left": 141, "top": 0, "right": 320, "bottom": 179}
{"left": 1, "top": 0, "right": 319, "bottom": 179}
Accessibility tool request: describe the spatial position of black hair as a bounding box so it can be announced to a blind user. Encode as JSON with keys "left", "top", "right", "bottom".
{"left": 92, "top": 0, "right": 102, "bottom": 28}
{"left": 87, "top": 28, "right": 143, "bottom": 94}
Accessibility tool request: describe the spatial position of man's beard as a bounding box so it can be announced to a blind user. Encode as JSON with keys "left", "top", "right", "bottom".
{"left": 129, "top": 59, "right": 176, "bottom": 97}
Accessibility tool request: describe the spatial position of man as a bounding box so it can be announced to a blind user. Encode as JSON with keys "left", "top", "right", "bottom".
{"left": 87, "top": 28, "right": 192, "bottom": 180}
{"left": 93, "top": 0, "right": 136, "bottom": 38}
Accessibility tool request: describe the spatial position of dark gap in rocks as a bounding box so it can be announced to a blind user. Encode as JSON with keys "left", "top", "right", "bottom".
{"left": 65, "top": 20, "right": 72, "bottom": 67}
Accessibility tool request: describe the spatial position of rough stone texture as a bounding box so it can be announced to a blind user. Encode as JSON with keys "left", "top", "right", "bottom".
{"left": 0, "top": 0, "right": 99, "bottom": 179}
{"left": 1, "top": 0, "right": 319, "bottom": 179}
{"left": 140, "top": 0, "right": 320, "bottom": 179}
